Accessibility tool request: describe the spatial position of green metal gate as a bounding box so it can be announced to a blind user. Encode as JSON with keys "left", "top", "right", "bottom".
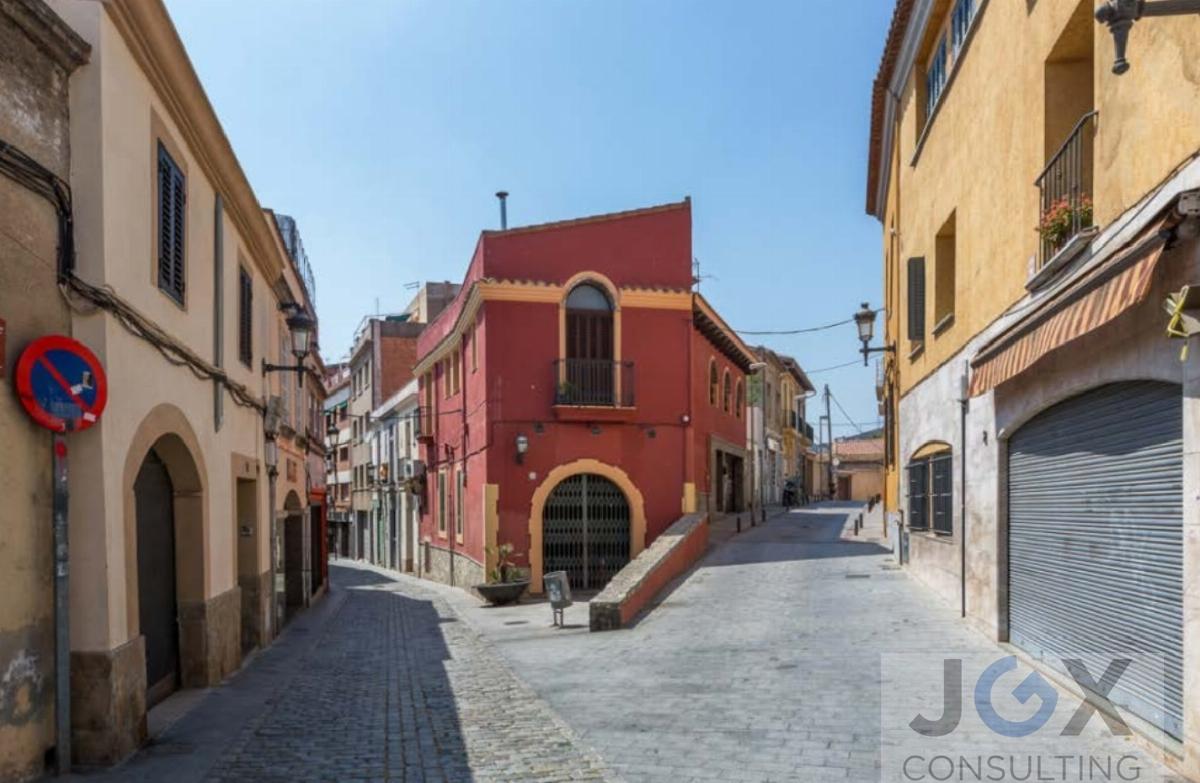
{"left": 543, "top": 473, "right": 631, "bottom": 590}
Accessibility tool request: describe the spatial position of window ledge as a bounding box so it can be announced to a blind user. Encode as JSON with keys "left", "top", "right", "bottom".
{"left": 1026, "top": 226, "right": 1099, "bottom": 292}
{"left": 908, "top": 342, "right": 925, "bottom": 361}
{"left": 910, "top": 529, "right": 955, "bottom": 543}
{"left": 932, "top": 313, "right": 955, "bottom": 337}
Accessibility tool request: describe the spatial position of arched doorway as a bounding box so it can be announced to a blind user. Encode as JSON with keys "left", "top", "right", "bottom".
{"left": 543, "top": 473, "right": 631, "bottom": 591}
{"left": 135, "top": 449, "right": 179, "bottom": 707}
{"left": 283, "top": 491, "right": 305, "bottom": 622}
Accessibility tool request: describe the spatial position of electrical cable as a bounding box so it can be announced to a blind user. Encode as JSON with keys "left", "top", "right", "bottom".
{"left": 735, "top": 317, "right": 854, "bottom": 336}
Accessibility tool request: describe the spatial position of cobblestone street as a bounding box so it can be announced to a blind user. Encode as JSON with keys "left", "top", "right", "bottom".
{"left": 73, "top": 567, "right": 614, "bottom": 783}
{"left": 452, "top": 504, "right": 1185, "bottom": 783}
{"left": 68, "top": 505, "right": 1184, "bottom": 783}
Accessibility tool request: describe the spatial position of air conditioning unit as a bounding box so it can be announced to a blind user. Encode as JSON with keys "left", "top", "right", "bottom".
{"left": 404, "top": 459, "right": 426, "bottom": 479}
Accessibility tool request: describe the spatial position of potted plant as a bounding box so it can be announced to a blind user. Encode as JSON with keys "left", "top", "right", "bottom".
{"left": 475, "top": 543, "right": 530, "bottom": 606}
{"left": 1037, "top": 196, "right": 1094, "bottom": 253}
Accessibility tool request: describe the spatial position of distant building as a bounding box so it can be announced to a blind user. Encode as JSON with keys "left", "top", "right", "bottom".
{"left": 413, "top": 199, "right": 755, "bottom": 593}
{"left": 831, "top": 436, "right": 884, "bottom": 502}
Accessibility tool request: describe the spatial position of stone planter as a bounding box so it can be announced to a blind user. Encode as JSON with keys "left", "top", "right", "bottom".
{"left": 476, "top": 580, "right": 530, "bottom": 606}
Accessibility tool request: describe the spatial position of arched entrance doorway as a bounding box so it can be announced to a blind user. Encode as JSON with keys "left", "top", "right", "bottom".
{"left": 135, "top": 449, "right": 179, "bottom": 707}
{"left": 283, "top": 491, "right": 305, "bottom": 622}
{"left": 543, "top": 473, "right": 631, "bottom": 591}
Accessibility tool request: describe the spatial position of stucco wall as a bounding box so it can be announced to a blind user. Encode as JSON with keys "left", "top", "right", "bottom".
{"left": 882, "top": 0, "right": 1200, "bottom": 398}
{"left": 0, "top": 1, "right": 86, "bottom": 777}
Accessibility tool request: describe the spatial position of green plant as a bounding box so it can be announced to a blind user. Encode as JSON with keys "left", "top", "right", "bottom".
{"left": 486, "top": 542, "right": 527, "bottom": 583}
{"left": 1037, "top": 196, "right": 1093, "bottom": 250}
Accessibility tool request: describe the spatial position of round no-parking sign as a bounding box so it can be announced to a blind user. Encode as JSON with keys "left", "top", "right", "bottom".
{"left": 15, "top": 335, "right": 108, "bottom": 433}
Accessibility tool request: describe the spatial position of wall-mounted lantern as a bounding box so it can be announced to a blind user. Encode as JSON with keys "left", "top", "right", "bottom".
{"left": 1095, "top": 0, "right": 1200, "bottom": 74}
{"left": 515, "top": 433, "right": 529, "bottom": 464}
{"left": 262, "top": 304, "right": 315, "bottom": 386}
{"left": 264, "top": 437, "right": 278, "bottom": 478}
{"left": 853, "top": 302, "right": 895, "bottom": 367}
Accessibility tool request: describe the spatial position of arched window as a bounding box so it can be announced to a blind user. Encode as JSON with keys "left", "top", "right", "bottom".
{"left": 735, "top": 379, "right": 744, "bottom": 418}
{"left": 564, "top": 283, "right": 614, "bottom": 404}
{"left": 907, "top": 442, "right": 952, "bottom": 535}
{"left": 723, "top": 370, "right": 732, "bottom": 413}
{"left": 709, "top": 359, "right": 719, "bottom": 406}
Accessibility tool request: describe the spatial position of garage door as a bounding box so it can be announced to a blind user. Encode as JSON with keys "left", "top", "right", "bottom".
{"left": 1008, "top": 381, "right": 1182, "bottom": 738}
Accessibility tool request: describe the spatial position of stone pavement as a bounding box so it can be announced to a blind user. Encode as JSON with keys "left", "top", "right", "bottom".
{"left": 70, "top": 566, "right": 615, "bottom": 783}
{"left": 448, "top": 503, "right": 1184, "bottom": 783}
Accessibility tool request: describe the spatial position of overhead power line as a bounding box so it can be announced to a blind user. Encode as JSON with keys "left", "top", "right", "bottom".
{"left": 805, "top": 359, "right": 863, "bottom": 374}
{"left": 829, "top": 389, "right": 866, "bottom": 434}
{"left": 735, "top": 317, "right": 853, "bottom": 336}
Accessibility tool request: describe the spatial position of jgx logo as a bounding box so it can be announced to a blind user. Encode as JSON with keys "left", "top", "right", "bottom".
{"left": 911, "top": 656, "right": 1132, "bottom": 738}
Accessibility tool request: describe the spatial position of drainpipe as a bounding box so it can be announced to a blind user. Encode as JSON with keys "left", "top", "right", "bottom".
{"left": 958, "top": 364, "right": 969, "bottom": 619}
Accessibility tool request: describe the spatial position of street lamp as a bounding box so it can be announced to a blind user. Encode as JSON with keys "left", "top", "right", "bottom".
{"left": 263, "top": 306, "right": 315, "bottom": 385}
{"left": 853, "top": 302, "right": 895, "bottom": 367}
{"left": 1095, "top": 0, "right": 1200, "bottom": 74}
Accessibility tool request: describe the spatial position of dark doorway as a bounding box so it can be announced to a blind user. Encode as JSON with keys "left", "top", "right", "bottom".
{"left": 310, "top": 505, "right": 324, "bottom": 593}
{"left": 543, "top": 473, "right": 631, "bottom": 591}
{"left": 135, "top": 449, "right": 179, "bottom": 708}
{"left": 284, "top": 512, "right": 304, "bottom": 620}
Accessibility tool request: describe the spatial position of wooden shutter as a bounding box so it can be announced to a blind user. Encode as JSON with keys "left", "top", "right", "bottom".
{"left": 238, "top": 268, "right": 252, "bottom": 365}
{"left": 931, "top": 454, "right": 953, "bottom": 534}
{"left": 157, "top": 144, "right": 186, "bottom": 303}
{"left": 907, "top": 256, "right": 926, "bottom": 342}
{"left": 908, "top": 460, "right": 929, "bottom": 529}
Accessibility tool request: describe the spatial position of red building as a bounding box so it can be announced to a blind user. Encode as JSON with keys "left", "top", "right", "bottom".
{"left": 414, "top": 199, "right": 755, "bottom": 592}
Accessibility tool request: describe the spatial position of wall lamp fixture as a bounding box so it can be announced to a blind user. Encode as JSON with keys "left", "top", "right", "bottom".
{"left": 515, "top": 433, "right": 529, "bottom": 464}
{"left": 262, "top": 303, "right": 314, "bottom": 386}
{"left": 853, "top": 303, "right": 895, "bottom": 367}
{"left": 1096, "top": 0, "right": 1200, "bottom": 74}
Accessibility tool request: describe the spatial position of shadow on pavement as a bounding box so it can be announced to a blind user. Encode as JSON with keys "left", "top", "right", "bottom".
{"left": 72, "top": 565, "right": 479, "bottom": 783}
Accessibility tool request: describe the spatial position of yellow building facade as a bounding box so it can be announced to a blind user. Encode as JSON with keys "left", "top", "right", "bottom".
{"left": 869, "top": 0, "right": 1200, "bottom": 774}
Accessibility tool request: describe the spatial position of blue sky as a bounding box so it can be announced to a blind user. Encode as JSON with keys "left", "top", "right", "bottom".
{"left": 166, "top": 0, "right": 890, "bottom": 433}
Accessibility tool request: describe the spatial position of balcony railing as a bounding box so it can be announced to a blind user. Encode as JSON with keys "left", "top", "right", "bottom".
{"left": 554, "top": 359, "right": 634, "bottom": 407}
{"left": 1036, "top": 111, "right": 1097, "bottom": 269}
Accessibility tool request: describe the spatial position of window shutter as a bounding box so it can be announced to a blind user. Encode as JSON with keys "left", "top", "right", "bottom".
{"left": 157, "top": 144, "right": 186, "bottom": 303}
{"left": 931, "top": 454, "right": 953, "bottom": 535}
{"left": 238, "top": 268, "right": 252, "bottom": 365}
{"left": 908, "top": 460, "right": 929, "bottom": 529}
{"left": 907, "top": 256, "right": 926, "bottom": 342}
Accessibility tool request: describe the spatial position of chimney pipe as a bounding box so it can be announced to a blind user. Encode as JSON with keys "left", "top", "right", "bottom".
{"left": 495, "top": 191, "right": 509, "bottom": 230}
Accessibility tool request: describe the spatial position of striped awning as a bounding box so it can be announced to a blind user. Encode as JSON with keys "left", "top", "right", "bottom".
{"left": 969, "top": 218, "right": 1171, "bottom": 397}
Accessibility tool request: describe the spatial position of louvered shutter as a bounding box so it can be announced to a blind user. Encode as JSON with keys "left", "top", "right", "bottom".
{"left": 931, "top": 454, "right": 953, "bottom": 534}
{"left": 908, "top": 460, "right": 929, "bottom": 529}
{"left": 907, "top": 256, "right": 925, "bottom": 341}
{"left": 157, "top": 144, "right": 186, "bottom": 303}
{"left": 238, "top": 268, "right": 252, "bottom": 365}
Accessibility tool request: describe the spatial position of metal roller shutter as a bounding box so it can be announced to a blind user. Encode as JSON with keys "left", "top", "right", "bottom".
{"left": 1008, "top": 381, "right": 1182, "bottom": 738}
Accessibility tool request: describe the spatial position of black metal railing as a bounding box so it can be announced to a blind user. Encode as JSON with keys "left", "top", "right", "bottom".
{"left": 1036, "top": 111, "right": 1097, "bottom": 268}
{"left": 803, "top": 422, "right": 815, "bottom": 442}
{"left": 553, "top": 359, "right": 634, "bottom": 407}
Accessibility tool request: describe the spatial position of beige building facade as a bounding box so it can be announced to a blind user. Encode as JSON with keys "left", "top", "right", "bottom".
{"left": 869, "top": 0, "right": 1200, "bottom": 774}
{"left": 0, "top": 1, "right": 322, "bottom": 775}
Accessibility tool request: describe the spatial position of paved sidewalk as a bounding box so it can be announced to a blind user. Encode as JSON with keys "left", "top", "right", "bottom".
{"left": 71, "top": 567, "right": 616, "bottom": 783}
{"left": 452, "top": 503, "right": 1183, "bottom": 783}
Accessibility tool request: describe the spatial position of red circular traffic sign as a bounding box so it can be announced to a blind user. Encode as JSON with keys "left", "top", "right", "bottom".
{"left": 15, "top": 335, "right": 108, "bottom": 433}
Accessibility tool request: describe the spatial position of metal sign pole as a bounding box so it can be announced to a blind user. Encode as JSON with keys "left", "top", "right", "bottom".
{"left": 52, "top": 432, "right": 70, "bottom": 775}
